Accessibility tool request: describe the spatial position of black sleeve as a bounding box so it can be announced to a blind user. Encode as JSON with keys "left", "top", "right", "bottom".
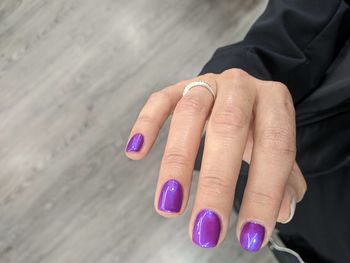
{"left": 199, "top": 0, "right": 350, "bottom": 104}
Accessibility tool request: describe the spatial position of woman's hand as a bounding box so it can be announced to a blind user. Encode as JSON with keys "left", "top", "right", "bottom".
{"left": 124, "top": 69, "right": 307, "bottom": 252}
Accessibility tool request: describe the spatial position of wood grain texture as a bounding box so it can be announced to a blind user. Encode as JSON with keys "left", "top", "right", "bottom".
{"left": 0, "top": 0, "right": 276, "bottom": 262}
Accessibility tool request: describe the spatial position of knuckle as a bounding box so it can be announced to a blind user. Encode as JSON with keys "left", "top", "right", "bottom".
{"left": 268, "top": 81, "right": 288, "bottom": 92}
{"left": 271, "top": 81, "right": 288, "bottom": 90}
{"left": 199, "top": 172, "right": 231, "bottom": 196}
{"left": 221, "top": 68, "right": 248, "bottom": 80}
{"left": 245, "top": 189, "right": 281, "bottom": 208}
{"left": 271, "top": 82, "right": 294, "bottom": 107}
{"left": 262, "top": 80, "right": 293, "bottom": 98}
{"left": 162, "top": 151, "right": 190, "bottom": 169}
{"left": 175, "top": 95, "right": 206, "bottom": 115}
{"left": 149, "top": 91, "right": 169, "bottom": 104}
{"left": 210, "top": 106, "right": 249, "bottom": 136}
{"left": 258, "top": 126, "right": 296, "bottom": 154}
{"left": 138, "top": 114, "right": 160, "bottom": 129}
{"left": 148, "top": 91, "right": 174, "bottom": 115}
{"left": 276, "top": 82, "right": 291, "bottom": 97}
{"left": 138, "top": 113, "right": 157, "bottom": 125}
{"left": 202, "top": 72, "right": 216, "bottom": 79}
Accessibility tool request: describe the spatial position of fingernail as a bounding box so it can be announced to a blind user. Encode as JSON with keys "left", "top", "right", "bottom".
{"left": 240, "top": 221, "right": 265, "bottom": 252}
{"left": 284, "top": 197, "right": 296, "bottom": 224}
{"left": 126, "top": 133, "right": 144, "bottom": 152}
{"left": 192, "top": 209, "right": 221, "bottom": 248}
{"left": 158, "top": 179, "right": 183, "bottom": 213}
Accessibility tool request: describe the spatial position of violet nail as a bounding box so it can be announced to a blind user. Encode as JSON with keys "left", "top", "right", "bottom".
{"left": 240, "top": 221, "right": 265, "bottom": 252}
{"left": 158, "top": 179, "right": 183, "bottom": 213}
{"left": 192, "top": 209, "right": 221, "bottom": 248}
{"left": 126, "top": 133, "right": 144, "bottom": 152}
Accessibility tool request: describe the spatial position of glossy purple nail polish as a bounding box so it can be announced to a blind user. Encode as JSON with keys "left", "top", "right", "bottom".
{"left": 158, "top": 179, "right": 183, "bottom": 213}
{"left": 192, "top": 209, "right": 221, "bottom": 248}
{"left": 126, "top": 133, "right": 144, "bottom": 152}
{"left": 240, "top": 221, "right": 265, "bottom": 252}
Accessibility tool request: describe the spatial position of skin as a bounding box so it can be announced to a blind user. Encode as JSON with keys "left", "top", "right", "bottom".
{"left": 125, "top": 68, "right": 307, "bottom": 250}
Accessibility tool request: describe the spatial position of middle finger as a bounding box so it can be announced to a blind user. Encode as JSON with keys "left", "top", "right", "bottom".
{"left": 189, "top": 69, "right": 256, "bottom": 248}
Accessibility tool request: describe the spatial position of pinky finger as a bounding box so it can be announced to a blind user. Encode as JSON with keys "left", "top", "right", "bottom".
{"left": 277, "top": 162, "right": 307, "bottom": 223}
{"left": 277, "top": 184, "right": 297, "bottom": 224}
{"left": 125, "top": 82, "right": 186, "bottom": 160}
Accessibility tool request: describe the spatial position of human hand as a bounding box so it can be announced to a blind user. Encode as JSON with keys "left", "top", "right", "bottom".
{"left": 125, "top": 69, "right": 307, "bottom": 252}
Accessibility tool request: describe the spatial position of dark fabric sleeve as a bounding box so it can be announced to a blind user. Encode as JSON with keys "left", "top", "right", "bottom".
{"left": 199, "top": 0, "right": 350, "bottom": 104}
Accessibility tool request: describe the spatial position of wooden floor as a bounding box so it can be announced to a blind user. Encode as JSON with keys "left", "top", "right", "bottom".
{"left": 0, "top": 0, "right": 277, "bottom": 262}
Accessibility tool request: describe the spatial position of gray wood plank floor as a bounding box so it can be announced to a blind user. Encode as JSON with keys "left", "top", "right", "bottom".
{"left": 0, "top": 0, "right": 277, "bottom": 262}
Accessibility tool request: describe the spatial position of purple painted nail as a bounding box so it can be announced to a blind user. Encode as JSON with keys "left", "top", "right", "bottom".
{"left": 240, "top": 221, "right": 265, "bottom": 252}
{"left": 192, "top": 209, "right": 221, "bottom": 248}
{"left": 158, "top": 179, "right": 183, "bottom": 213}
{"left": 126, "top": 133, "right": 144, "bottom": 152}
